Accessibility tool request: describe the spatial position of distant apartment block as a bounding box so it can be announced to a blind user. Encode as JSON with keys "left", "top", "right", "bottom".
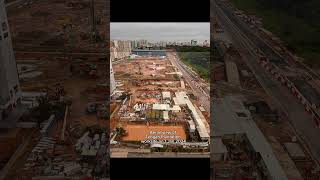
{"left": 110, "top": 40, "right": 132, "bottom": 61}
{"left": 191, "top": 39, "right": 197, "bottom": 46}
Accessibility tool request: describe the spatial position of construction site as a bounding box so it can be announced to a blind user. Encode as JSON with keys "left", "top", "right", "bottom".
{"left": 211, "top": 0, "right": 320, "bottom": 179}
{"left": 0, "top": 0, "right": 109, "bottom": 179}
{"left": 110, "top": 39, "right": 210, "bottom": 157}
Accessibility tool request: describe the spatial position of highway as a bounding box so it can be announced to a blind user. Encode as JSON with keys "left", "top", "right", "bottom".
{"left": 212, "top": 0, "right": 320, "bottom": 164}
{"left": 167, "top": 52, "right": 210, "bottom": 116}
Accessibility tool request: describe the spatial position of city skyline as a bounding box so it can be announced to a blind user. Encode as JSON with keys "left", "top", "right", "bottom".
{"left": 110, "top": 23, "right": 209, "bottom": 42}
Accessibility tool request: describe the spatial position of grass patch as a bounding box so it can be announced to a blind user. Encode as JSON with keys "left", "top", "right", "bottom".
{"left": 167, "top": 46, "right": 210, "bottom": 80}
{"left": 178, "top": 52, "right": 210, "bottom": 80}
{"left": 231, "top": 0, "right": 320, "bottom": 67}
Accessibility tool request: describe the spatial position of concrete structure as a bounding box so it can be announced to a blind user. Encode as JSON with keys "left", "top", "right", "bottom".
{"left": 162, "top": 91, "right": 171, "bottom": 99}
{"left": 174, "top": 91, "right": 209, "bottom": 141}
{"left": 187, "top": 120, "right": 196, "bottom": 133}
{"left": 185, "top": 99, "right": 209, "bottom": 141}
{"left": 170, "top": 105, "right": 181, "bottom": 112}
{"left": 163, "top": 111, "right": 169, "bottom": 121}
{"left": 173, "top": 91, "right": 188, "bottom": 105}
{"left": 212, "top": 96, "right": 288, "bottom": 179}
{"left": 152, "top": 103, "right": 170, "bottom": 111}
{"left": 0, "top": 0, "right": 22, "bottom": 121}
{"left": 110, "top": 40, "right": 131, "bottom": 61}
{"left": 225, "top": 60, "right": 240, "bottom": 86}
{"left": 110, "top": 58, "right": 116, "bottom": 95}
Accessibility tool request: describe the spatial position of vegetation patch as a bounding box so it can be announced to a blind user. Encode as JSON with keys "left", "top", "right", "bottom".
{"left": 168, "top": 46, "right": 210, "bottom": 80}
{"left": 231, "top": 0, "right": 320, "bottom": 67}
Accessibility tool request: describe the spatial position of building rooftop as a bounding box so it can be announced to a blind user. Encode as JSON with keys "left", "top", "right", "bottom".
{"left": 162, "top": 91, "right": 171, "bottom": 99}
{"left": 152, "top": 104, "right": 170, "bottom": 111}
{"left": 173, "top": 91, "right": 188, "bottom": 105}
{"left": 185, "top": 97, "right": 209, "bottom": 140}
{"left": 170, "top": 105, "right": 181, "bottom": 111}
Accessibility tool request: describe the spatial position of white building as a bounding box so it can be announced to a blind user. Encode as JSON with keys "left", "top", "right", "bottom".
{"left": 152, "top": 104, "right": 170, "bottom": 111}
{"left": 202, "top": 40, "right": 210, "bottom": 47}
{"left": 174, "top": 91, "right": 209, "bottom": 141}
{"left": 191, "top": 40, "right": 197, "bottom": 46}
{"left": 173, "top": 91, "right": 188, "bottom": 105}
{"left": 110, "top": 58, "right": 116, "bottom": 95}
{"left": 187, "top": 120, "right": 196, "bottom": 133}
{"left": 170, "top": 105, "right": 181, "bottom": 112}
{"left": 131, "top": 40, "right": 139, "bottom": 49}
{"left": 163, "top": 111, "right": 169, "bottom": 121}
{"left": 0, "top": 1, "right": 22, "bottom": 121}
{"left": 138, "top": 39, "right": 148, "bottom": 48}
{"left": 110, "top": 40, "right": 132, "bottom": 61}
{"left": 162, "top": 91, "right": 171, "bottom": 100}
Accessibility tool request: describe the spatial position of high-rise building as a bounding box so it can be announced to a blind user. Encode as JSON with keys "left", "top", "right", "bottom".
{"left": 137, "top": 39, "right": 147, "bottom": 48}
{"left": 131, "top": 40, "right": 139, "bottom": 49}
{"left": 191, "top": 40, "right": 197, "bottom": 46}
{"left": 0, "top": 0, "right": 22, "bottom": 121}
{"left": 203, "top": 40, "right": 210, "bottom": 47}
{"left": 160, "top": 41, "right": 167, "bottom": 48}
{"left": 110, "top": 40, "right": 131, "bottom": 60}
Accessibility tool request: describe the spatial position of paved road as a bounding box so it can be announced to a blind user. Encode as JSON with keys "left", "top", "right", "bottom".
{"left": 212, "top": 0, "right": 320, "bottom": 164}
{"left": 167, "top": 52, "right": 210, "bottom": 115}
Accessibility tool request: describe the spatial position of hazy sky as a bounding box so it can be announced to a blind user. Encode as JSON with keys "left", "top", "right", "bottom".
{"left": 110, "top": 23, "right": 209, "bottom": 42}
